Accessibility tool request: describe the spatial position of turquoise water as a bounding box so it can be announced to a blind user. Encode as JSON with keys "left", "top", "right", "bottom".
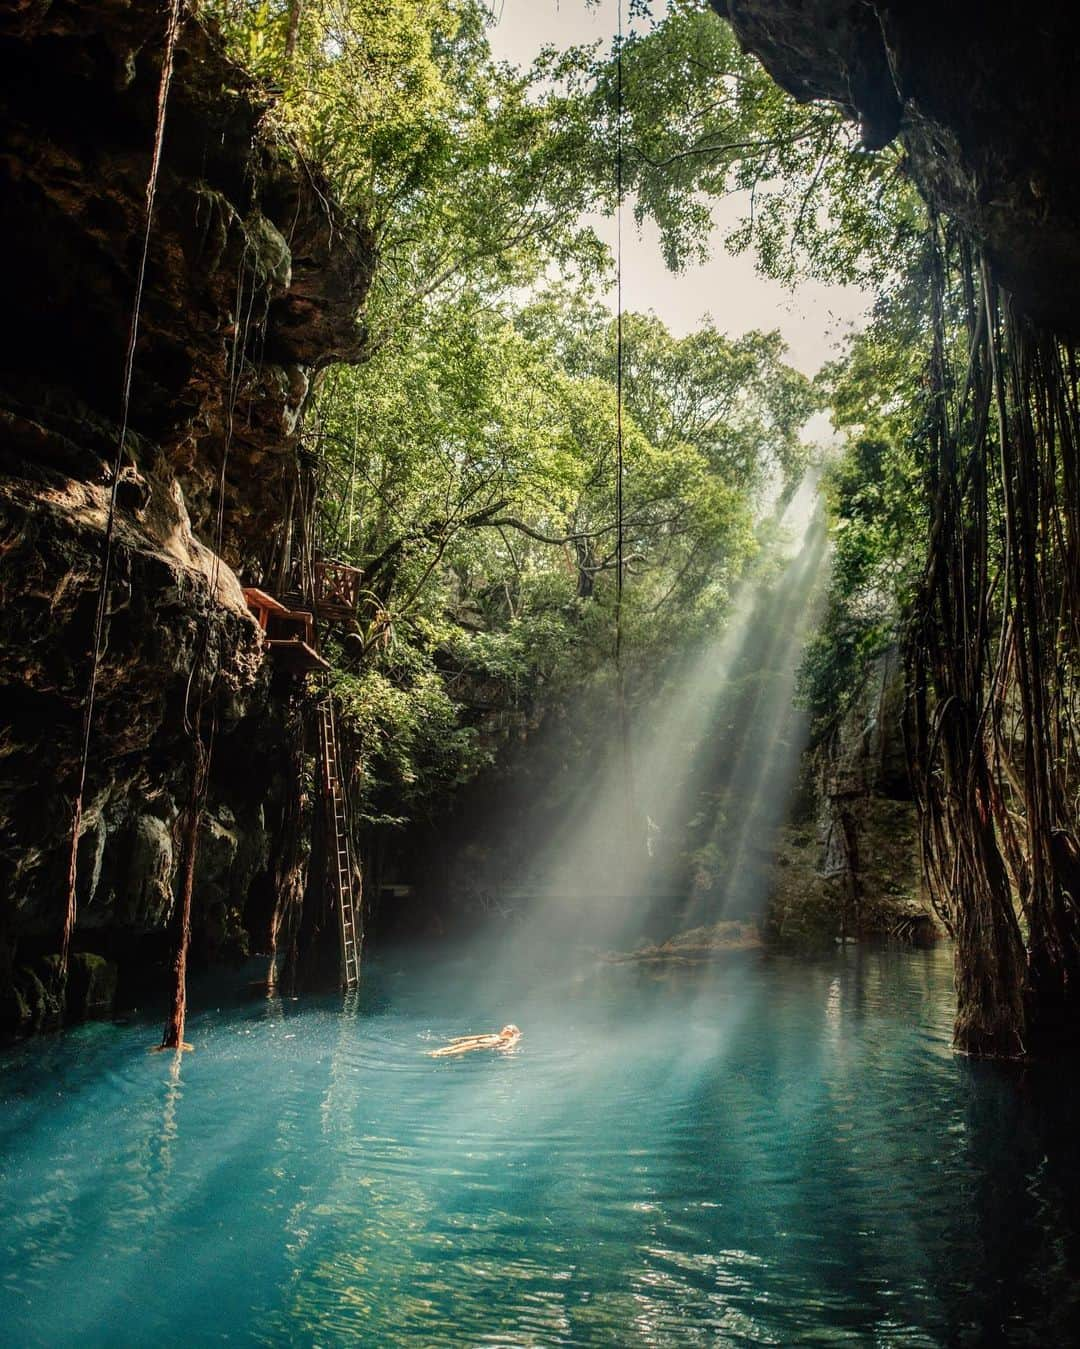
{"left": 2, "top": 941, "right": 1079, "bottom": 1346}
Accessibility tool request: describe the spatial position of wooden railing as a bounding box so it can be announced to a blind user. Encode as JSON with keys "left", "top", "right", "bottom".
{"left": 314, "top": 560, "right": 362, "bottom": 618}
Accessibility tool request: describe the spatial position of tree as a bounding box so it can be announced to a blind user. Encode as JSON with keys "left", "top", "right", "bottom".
{"left": 560, "top": 0, "right": 922, "bottom": 284}
{"left": 306, "top": 283, "right": 812, "bottom": 826}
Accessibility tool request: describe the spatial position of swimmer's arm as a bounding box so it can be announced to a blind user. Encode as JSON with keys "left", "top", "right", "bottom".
{"left": 428, "top": 1034, "right": 500, "bottom": 1057}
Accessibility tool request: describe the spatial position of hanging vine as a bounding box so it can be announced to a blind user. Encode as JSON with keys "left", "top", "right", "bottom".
{"left": 905, "top": 217, "right": 1080, "bottom": 1056}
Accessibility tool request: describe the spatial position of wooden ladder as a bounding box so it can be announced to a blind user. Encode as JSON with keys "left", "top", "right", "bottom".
{"left": 317, "top": 694, "right": 360, "bottom": 989}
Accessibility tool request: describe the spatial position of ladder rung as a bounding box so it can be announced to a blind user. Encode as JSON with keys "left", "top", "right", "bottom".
{"left": 324, "top": 697, "right": 359, "bottom": 991}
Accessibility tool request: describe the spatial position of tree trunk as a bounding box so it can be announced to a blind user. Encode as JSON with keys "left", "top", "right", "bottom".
{"left": 284, "top": 1, "right": 302, "bottom": 67}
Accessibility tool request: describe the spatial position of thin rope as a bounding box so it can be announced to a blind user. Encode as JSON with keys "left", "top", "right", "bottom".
{"left": 614, "top": 0, "right": 625, "bottom": 670}
{"left": 346, "top": 383, "right": 360, "bottom": 552}
{"left": 60, "top": 0, "right": 186, "bottom": 982}
{"left": 613, "top": 0, "right": 637, "bottom": 868}
{"left": 160, "top": 219, "right": 254, "bottom": 1052}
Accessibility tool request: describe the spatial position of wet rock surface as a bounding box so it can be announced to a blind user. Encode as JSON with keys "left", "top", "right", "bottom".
{"left": 0, "top": 0, "right": 374, "bottom": 1031}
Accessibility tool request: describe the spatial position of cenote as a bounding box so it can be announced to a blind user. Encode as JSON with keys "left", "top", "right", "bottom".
{"left": 5, "top": 0, "right": 1080, "bottom": 1344}
{"left": 4, "top": 942, "right": 1080, "bottom": 1346}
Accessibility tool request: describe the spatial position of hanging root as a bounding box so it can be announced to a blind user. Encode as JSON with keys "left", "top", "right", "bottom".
{"left": 158, "top": 726, "right": 208, "bottom": 1052}
{"left": 59, "top": 0, "right": 187, "bottom": 988}
{"left": 268, "top": 694, "right": 309, "bottom": 993}
{"left": 906, "top": 219, "right": 1080, "bottom": 1055}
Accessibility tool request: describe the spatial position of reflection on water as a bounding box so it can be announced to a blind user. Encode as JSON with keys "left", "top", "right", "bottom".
{"left": 2, "top": 942, "right": 1080, "bottom": 1346}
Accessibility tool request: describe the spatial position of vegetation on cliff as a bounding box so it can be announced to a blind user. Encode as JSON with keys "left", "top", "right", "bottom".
{"left": 196, "top": 0, "right": 827, "bottom": 821}
{"left": 7, "top": 0, "right": 1080, "bottom": 1059}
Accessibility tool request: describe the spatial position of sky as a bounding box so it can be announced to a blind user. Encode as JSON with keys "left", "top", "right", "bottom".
{"left": 486, "top": 0, "right": 870, "bottom": 378}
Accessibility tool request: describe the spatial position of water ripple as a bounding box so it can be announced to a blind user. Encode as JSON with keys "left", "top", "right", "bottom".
{"left": 2, "top": 944, "right": 1080, "bottom": 1346}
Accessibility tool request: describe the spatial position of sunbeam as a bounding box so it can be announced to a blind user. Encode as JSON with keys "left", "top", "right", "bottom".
{"left": 472, "top": 476, "right": 829, "bottom": 983}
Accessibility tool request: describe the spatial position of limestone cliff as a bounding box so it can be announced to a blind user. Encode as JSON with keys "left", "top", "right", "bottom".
{"left": 714, "top": 1, "right": 1080, "bottom": 330}
{"left": 0, "top": 0, "right": 374, "bottom": 1031}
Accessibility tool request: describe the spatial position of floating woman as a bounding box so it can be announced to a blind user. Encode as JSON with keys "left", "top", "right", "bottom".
{"left": 428, "top": 1024, "right": 521, "bottom": 1057}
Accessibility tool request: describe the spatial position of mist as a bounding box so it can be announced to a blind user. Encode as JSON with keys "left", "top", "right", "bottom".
{"left": 456, "top": 476, "right": 830, "bottom": 983}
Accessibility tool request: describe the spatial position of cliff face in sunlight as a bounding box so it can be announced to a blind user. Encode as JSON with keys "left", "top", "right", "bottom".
{"left": 715, "top": 1, "right": 1080, "bottom": 330}
{"left": 0, "top": 0, "right": 374, "bottom": 1031}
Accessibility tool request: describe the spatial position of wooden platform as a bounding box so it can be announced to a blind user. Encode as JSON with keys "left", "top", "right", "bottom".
{"left": 266, "top": 637, "right": 329, "bottom": 673}
{"left": 242, "top": 587, "right": 289, "bottom": 625}
{"left": 243, "top": 586, "right": 326, "bottom": 674}
{"left": 314, "top": 560, "right": 361, "bottom": 620}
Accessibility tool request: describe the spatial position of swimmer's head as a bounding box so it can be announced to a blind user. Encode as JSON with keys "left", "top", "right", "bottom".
{"left": 500, "top": 1024, "right": 520, "bottom": 1039}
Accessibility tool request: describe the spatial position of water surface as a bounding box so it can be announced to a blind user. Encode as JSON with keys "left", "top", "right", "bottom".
{"left": 2, "top": 941, "right": 1079, "bottom": 1346}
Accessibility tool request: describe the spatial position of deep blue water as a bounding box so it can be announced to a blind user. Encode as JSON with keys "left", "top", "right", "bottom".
{"left": 2, "top": 941, "right": 1079, "bottom": 1346}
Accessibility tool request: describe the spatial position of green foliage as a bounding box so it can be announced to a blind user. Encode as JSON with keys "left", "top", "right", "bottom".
{"left": 203, "top": 0, "right": 924, "bottom": 350}
{"left": 797, "top": 265, "right": 932, "bottom": 732}
{"left": 333, "top": 659, "right": 489, "bottom": 822}
{"left": 569, "top": 0, "right": 925, "bottom": 283}
{"left": 309, "top": 282, "right": 810, "bottom": 816}
{"left": 201, "top": 0, "right": 929, "bottom": 823}
{"left": 202, "top": 0, "right": 609, "bottom": 349}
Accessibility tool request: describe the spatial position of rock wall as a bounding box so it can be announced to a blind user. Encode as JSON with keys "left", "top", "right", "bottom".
{"left": 766, "top": 647, "right": 934, "bottom": 949}
{"left": 0, "top": 0, "right": 374, "bottom": 1032}
{"left": 714, "top": 1, "right": 1080, "bottom": 331}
